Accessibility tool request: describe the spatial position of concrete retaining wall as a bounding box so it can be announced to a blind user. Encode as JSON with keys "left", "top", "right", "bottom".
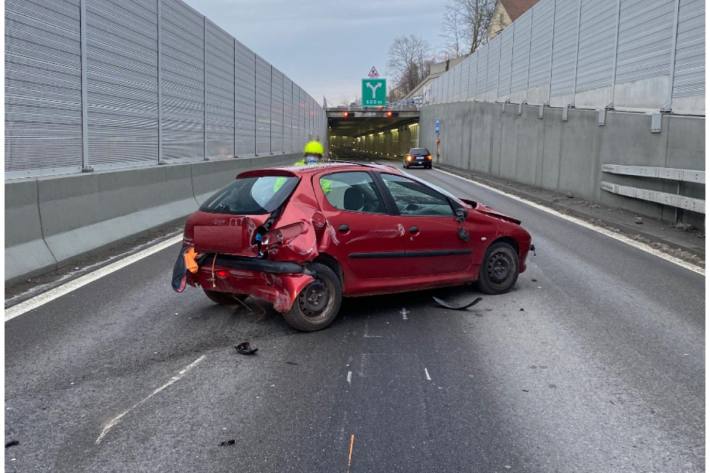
{"left": 5, "top": 154, "right": 298, "bottom": 283}
{"left": 420, "top": 102, "right": 705, "bottom": 228}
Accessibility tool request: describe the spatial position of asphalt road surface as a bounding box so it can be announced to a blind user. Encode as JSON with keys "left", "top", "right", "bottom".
{"left": 5, "top": 168, "right": 704, "bottom": 473}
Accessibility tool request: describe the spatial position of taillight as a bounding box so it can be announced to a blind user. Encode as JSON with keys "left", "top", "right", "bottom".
{"left": 215, "top": 269, "right": 229, "bottom": 279}
{"left": 406, "top": 154, "right": 412, "bottom": 161}
{"left": 426, "top": 155, "right": 432, "bottom": 160}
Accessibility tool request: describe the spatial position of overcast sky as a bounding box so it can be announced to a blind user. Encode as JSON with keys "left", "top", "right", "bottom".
{"left": 184, "top": 0, "right": 451, "bottom": 105}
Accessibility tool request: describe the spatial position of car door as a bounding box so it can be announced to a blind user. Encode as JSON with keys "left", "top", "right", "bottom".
{"left": 315, "top": 170, "right": 412, "bottom": 294}
{"left": 376, "top": 172, "right": 474, "bottom": 281}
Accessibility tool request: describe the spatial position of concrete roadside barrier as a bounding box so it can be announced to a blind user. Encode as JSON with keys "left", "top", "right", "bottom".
{"left": 37, "top": 164, "right": 197, "bottom": 266}
{"left": 5, "top": 179, "right": 58, "bottom": 281}
{"left": 5, "top": 154, "right": 302, "bottom": 284}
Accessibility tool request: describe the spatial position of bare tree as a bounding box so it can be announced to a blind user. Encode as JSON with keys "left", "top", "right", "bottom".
{"left": 441, "top": 5, "right": 464, "bottom": 58}
{"left": 441, "top": 0, "right": 496, "bottom": 57}
{"left": 387, "top": 35, "right": 431, "bottom": 99}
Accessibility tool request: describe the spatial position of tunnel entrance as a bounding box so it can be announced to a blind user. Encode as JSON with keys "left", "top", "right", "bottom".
{"left": 326, "top": 108, "right": 419, "bottom": 162}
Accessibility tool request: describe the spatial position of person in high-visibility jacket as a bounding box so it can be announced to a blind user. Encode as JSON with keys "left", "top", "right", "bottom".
{"left": 293, "top": 139, "right": 325, "bottom": 166}
{"left": 274, "top": 139, "right": 331, "bottom": 193}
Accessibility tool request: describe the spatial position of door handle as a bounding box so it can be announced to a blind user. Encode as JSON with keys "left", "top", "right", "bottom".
{"left": 408, "top": 226, "right": 419, "bottom": 234}
{"left": 338, "top": 224, "right": 350, "bottom": 233}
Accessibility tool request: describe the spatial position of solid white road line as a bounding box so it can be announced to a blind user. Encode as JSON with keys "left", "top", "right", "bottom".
{"left": 346, "top": 371, "right": 352, "bottom": 385}
{"left": 5, "top": 234, "right": 183, "bottom": 322}
{"left": 435, "top": 169, "right": 704, "bottom": 276}
{"left": 95, "top": 354, "right": 206, "bottom": 445}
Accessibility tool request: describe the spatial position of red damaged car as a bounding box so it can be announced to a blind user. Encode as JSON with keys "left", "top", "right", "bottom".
{"left": 172, "top": 162, "right": 533, "bottom": 331}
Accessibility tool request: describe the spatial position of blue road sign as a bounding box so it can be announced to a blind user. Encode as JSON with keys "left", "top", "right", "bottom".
{"left": 435, "top": 119, "right": 441, "bottom": 135}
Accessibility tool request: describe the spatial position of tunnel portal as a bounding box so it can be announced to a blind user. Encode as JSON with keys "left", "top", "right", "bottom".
{"left": 327, "top": 108, "right": 420, "bottom": 162}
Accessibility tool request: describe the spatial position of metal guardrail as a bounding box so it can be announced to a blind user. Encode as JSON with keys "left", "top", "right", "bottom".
{"left": 601, "top": 164, "right": 705, "bottom": 184}
{"left": 601, "top": 164, "right": 705, "bottom": 214}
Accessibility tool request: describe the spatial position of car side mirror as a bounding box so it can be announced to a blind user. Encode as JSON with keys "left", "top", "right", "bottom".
{"left": 455, "top": 207, "right": 467, "bottom": 223}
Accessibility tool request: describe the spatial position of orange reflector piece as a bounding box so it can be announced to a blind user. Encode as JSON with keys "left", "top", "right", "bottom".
{"left": 184, "top": 247, "right": 199, "bottom": 274}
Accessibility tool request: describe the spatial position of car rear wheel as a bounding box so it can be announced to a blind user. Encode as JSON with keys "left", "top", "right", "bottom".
{"left": 284, "top": 263, "right": 342, "bottom": 332}
{"left": 203, "top": 289, "right": 247, "bottom": 305}
{"left": 478, "top": 242, "right": 519, "bottom": 294}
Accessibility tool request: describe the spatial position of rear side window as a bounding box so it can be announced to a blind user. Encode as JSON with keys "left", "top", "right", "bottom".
{"left": 380, "top": 173, "right": 453, "bottom": 216}
{"left": 321, "top": 172, "right": 387, "bottom": 214}
{"left": 200, "top": 175, "right": 298, "bottom": 214}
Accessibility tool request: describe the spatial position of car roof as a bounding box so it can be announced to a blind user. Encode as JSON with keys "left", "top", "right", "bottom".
{"left": 237, "top": 161, "right": 403, "bottom": 178}
{"left": 236, "top": 161, "right": 467, "bottom": 207}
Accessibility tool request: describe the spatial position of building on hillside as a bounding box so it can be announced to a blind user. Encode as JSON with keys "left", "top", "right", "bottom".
{"left": 487, "top": 0, "right": 539, "bottom": 38}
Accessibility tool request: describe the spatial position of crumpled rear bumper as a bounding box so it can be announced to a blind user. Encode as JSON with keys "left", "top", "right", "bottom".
{"left": 187, "top": 261, "right": 314, "bottom": 313}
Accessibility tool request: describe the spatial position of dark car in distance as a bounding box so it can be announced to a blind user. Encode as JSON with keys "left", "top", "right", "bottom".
{"left": 403, "top": 148, "right": 432, "bottom": 169}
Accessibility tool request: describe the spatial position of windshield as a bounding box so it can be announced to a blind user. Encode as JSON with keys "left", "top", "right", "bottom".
{"left": 400, "top": 170, "right": 465, "bottom": 206}
{"left": 200, "top": 175, "right": 299, "bottom": 215}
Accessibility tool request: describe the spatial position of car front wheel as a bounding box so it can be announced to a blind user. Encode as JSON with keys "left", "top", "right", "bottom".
{"left": 284, "top": 263, "right": 342, "bottom": 332}
{"left": 478, "top": 241, "right": 519, "bottom": 294}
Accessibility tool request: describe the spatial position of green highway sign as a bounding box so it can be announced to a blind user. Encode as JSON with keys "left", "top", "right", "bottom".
{"left": 362, "top": 78, "right": 386, "bottom": 107}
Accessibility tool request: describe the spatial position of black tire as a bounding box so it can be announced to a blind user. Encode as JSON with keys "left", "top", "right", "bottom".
{"left": 478, "top": 241, "right": 519, "bottom": 294}
{"left": 283, "top": 263, "right": 342, "bottom": 332}
{"left": 203, "top": 289, "right": 247, "bottom": 305}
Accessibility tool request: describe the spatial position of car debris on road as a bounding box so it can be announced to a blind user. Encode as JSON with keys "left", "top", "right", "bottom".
{"left": 432, "top": 296, "right": 483, "bottom": 311}
{"left": 235, "top": 342, "right": 258, "bottom": 355}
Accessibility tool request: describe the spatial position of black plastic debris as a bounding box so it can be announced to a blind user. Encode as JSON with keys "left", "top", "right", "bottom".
{"left": 219, "top": 439, "right": 236, "bottom": 447}
{"left": 170, "top": 244, "right": 189, "bottom": 293}
{"left": 432, "top": 296, "right": 482, "bottom": 311}
{"left": 235, "top": 342, "right": 258, "bottom": 355}
{"left": 5, "top": 440, "right": 19, "bottom": 448}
